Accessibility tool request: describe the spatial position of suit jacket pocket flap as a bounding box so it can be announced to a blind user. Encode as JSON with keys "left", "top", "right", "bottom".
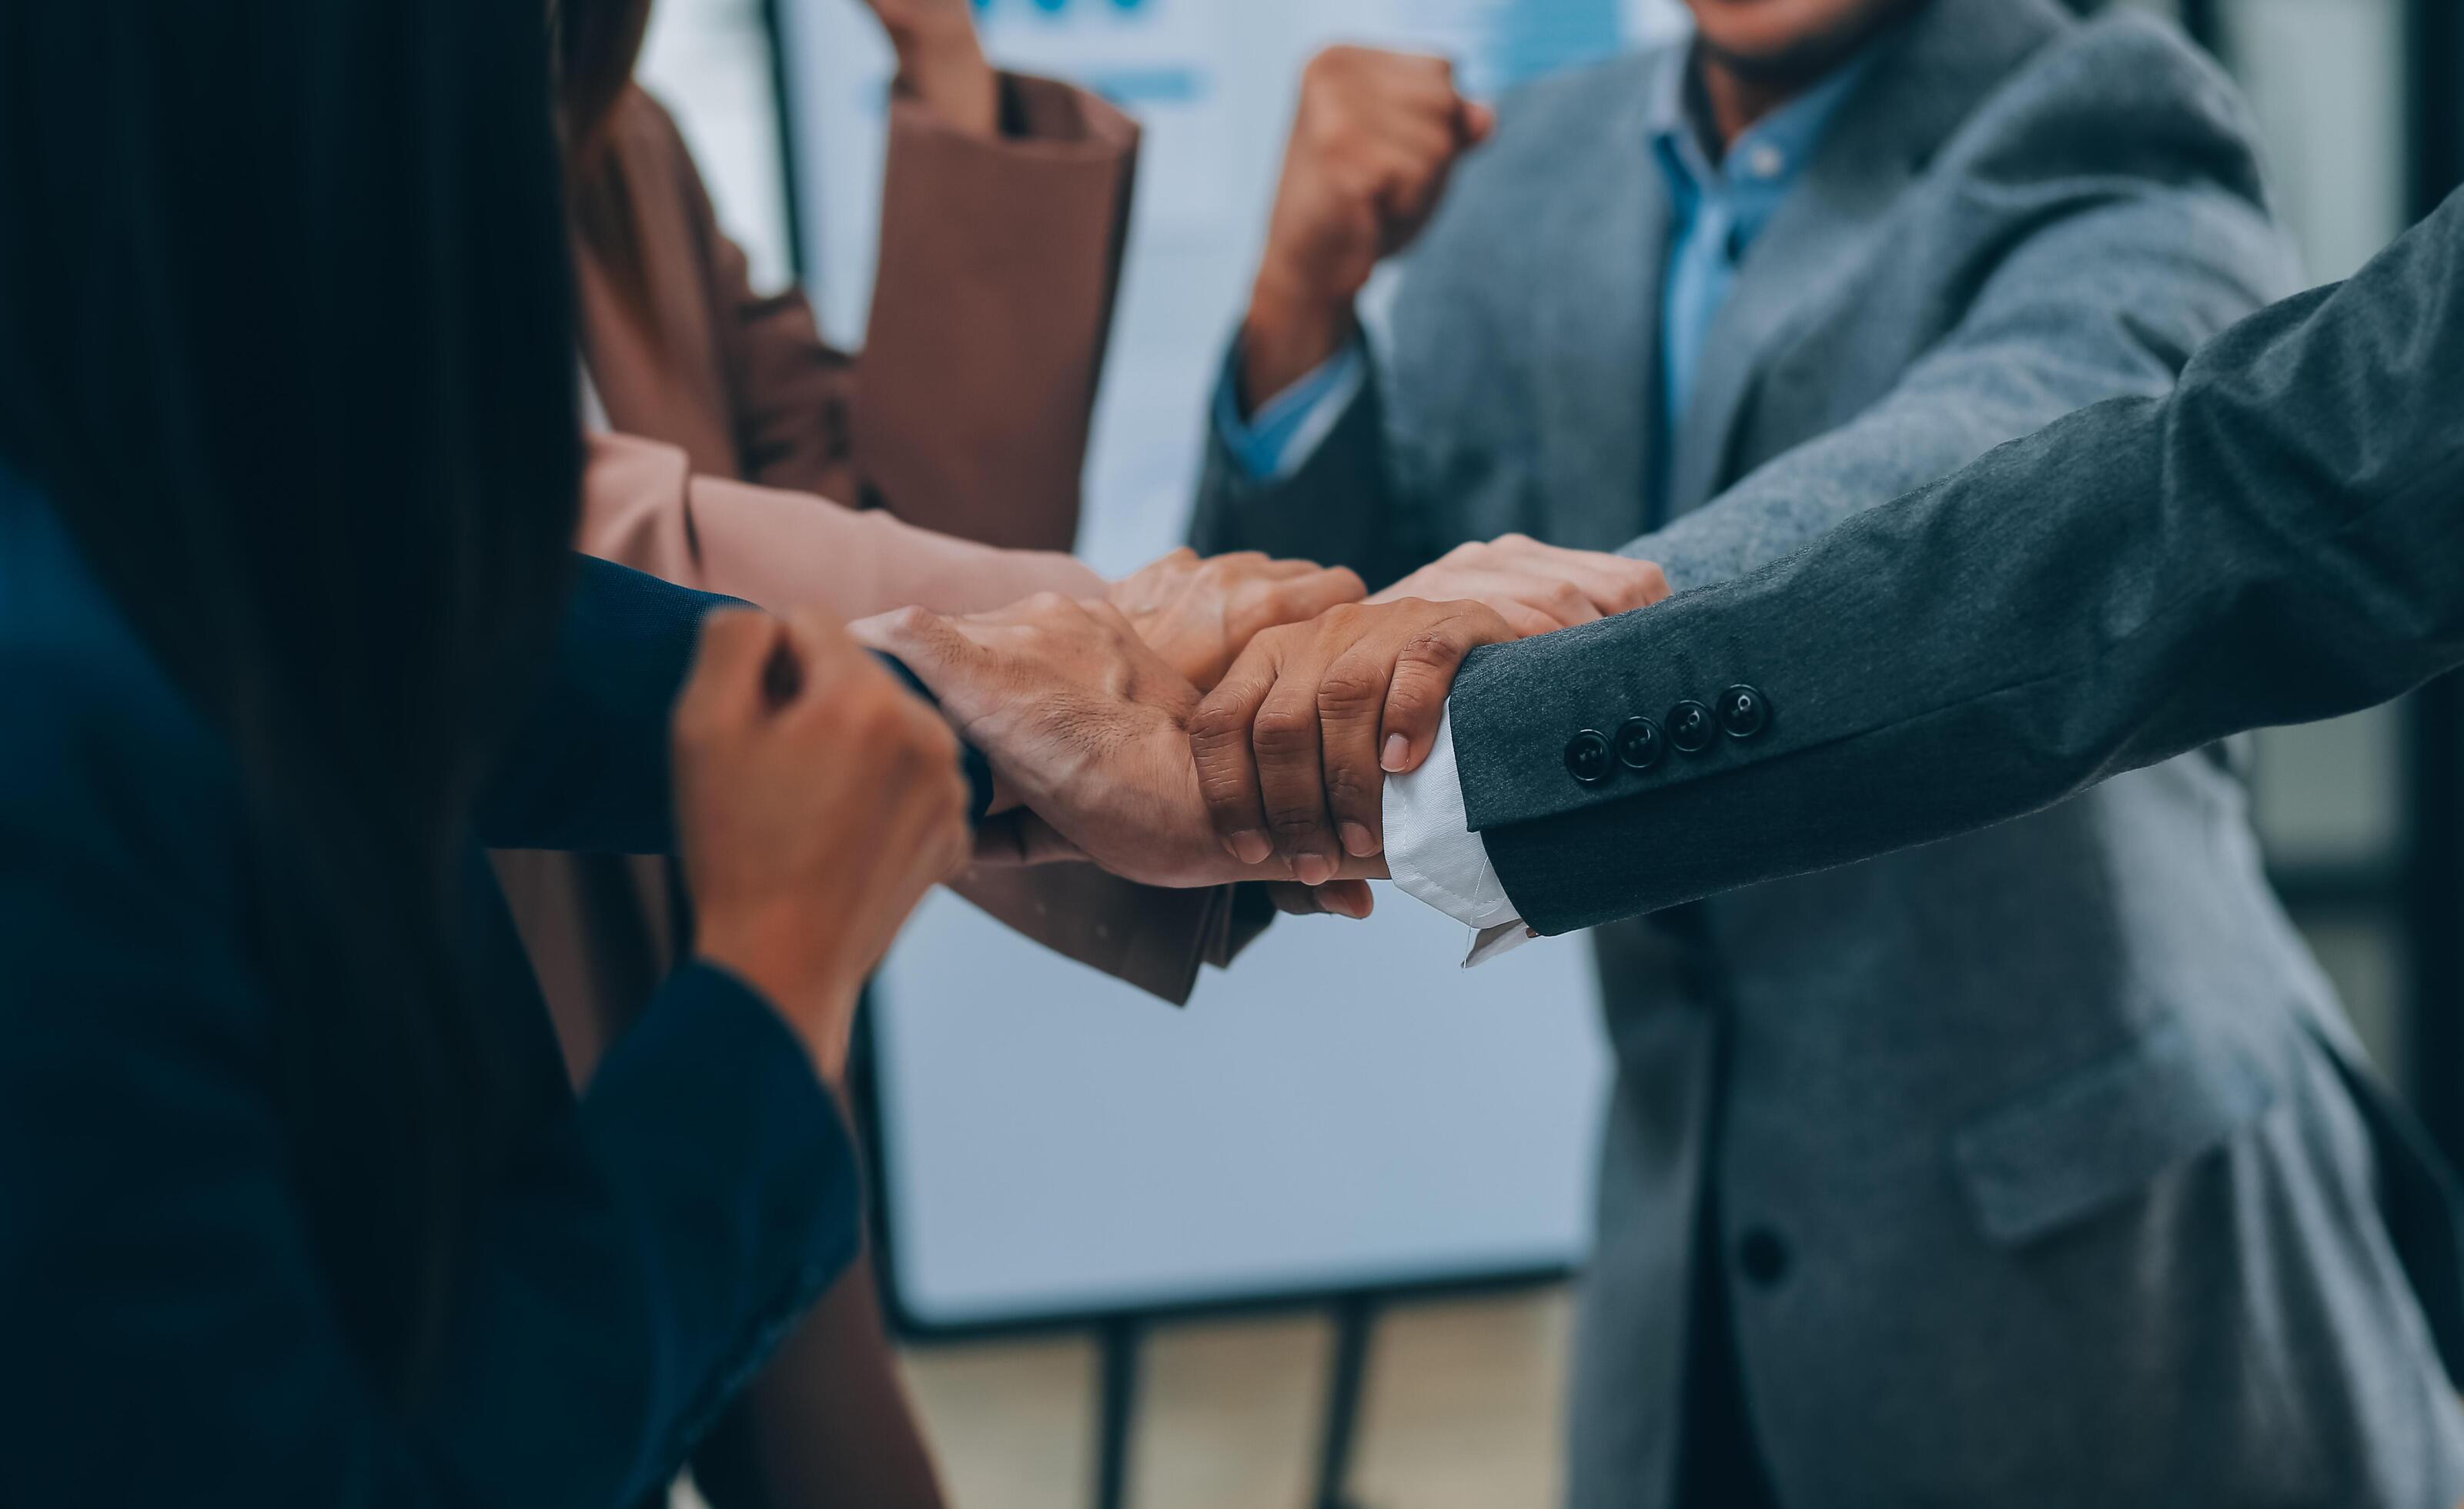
{"left": 1951, "top": 1023, "right": 2275, "bottom": 1246}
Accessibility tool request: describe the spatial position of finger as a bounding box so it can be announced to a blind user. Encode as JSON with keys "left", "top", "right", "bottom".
{"left": 1267, "top": 879, "right": 1376, "bottom": 920}
{"left": 847, "top": 604, "right": 977, "bottom": 703}
{"left": 677, "top": 610, "right": 784, "bottom": 737}
{"left": 1252, "top": 637, "right": 1346, "bottom": 885}
{"left": 1319, "top": 635, "right": 1396, "bottom": 857}
{"left": 1382, "top": 607, "right": 1509, "bottom": 774}
{"left": 1459, "top": 99, "right": 1496, "bottom": 146}
{"left": 1506, "top": 542, "right": 1670, "bottom": 617}
{"left": 1500, "top": 597, "right": 1570, "bottom": 639}
{"left": 1249, "top": 566, "right": 1369, "bottom": 637}
{"left": 1190, "top": 642, "right": 1282, "bottom": 867}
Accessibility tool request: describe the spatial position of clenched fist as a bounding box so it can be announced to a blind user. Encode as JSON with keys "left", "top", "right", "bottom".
{"left": 857, "top": 0, "right": 998, "bottom": 138}
{"left": 1242, "top": 47, "right": 1493, "bottom": 409}
{"left": 677, "top": 608, "right": 971, "bottom": 1081}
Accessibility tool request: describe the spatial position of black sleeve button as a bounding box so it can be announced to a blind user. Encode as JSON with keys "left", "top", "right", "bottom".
{"left": 1667, "top": 700, "right": 1716, "bottom": 753}
{"left": 1615, "top": 716, "right": 1665, "bottom": 771}
{"left": 1719, "top": 684, "right": 1769, "bottom": 739}
{"left": 1565, "top": 729, "right": 1614, "bottom": 786}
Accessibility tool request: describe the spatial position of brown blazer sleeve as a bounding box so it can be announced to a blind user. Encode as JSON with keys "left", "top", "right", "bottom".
{"left": 717, "top": 73, "right": 1138, "bottom": 551}
{"left": 576, "top": 433, "right": 1237, "bottom": 1004}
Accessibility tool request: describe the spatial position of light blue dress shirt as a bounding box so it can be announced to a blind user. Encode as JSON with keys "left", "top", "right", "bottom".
{"left": 1649, "top": 55, "right": 1872, "bottom": 487}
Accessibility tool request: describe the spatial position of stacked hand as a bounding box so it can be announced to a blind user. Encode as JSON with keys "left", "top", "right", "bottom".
{"left": 865, "top": 540, "right": 1667, "bottom": 912}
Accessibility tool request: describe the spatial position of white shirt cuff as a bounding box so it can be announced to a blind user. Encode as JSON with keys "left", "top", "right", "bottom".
{"left": 1380, "top": 706, "right": 1533, "bottom": 966}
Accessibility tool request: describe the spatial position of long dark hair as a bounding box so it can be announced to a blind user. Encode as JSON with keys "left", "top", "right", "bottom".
{"left": 0, "top": 0, "right": 583, "bottom": 1396}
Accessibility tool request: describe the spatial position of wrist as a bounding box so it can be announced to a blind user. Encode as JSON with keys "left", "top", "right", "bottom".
{"left": 696, "top": 932, "right": 863, "bottom": 1082}
{"left": 1240, "top": 271, "right": 1358, "bottom": 417}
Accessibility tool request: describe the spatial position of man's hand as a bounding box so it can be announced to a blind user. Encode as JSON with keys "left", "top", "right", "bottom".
{"left": 858, "top": 0, "right": 998, "bottom": 138}
{"left": 1109, "top": 547, "right": 1368, "bottom": 691}
{"left": 1242, "top": 48, "right": 1493, "bottom": 408}
{"left": 1374, "top": 534, "right": 1670, "bottom": 635}
{"left": 1189, "top": 599, "right": 1513, "bottom": 882}
{"left": 851, "top": 594, "right": 1386, "bottom": 892}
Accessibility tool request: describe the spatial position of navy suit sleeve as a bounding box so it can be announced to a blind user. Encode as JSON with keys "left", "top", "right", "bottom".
{"left": 477, "top": 555, "right": 991, "bottom": 852}
{"left": 476, "top": 554, "right": 727, "bottom": 855}
{"left": 0, "top": 646, "right": 861, "bottom": 1505}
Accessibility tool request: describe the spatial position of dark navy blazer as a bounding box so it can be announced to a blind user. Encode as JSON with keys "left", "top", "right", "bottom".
{"left": 0, "top": 471, "right": 859, "bottom": 1506}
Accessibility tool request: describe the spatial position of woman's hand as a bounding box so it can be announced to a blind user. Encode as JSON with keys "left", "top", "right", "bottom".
{"left": 1108, "top": 547, "right": 1366, "bottom": 692}
{"left": 857, "top": 0, "right": 999, "bottom": 138}
{"left": 675, "top": 608, "right": 971, "bottom": 1080}
{"left": 1372, "top": 534, "right": 1669, "bottom": 636}
{"left": 851, "top": 594, "right": 1385, "bottom": 892}
{"left": 1189, "top": 598, "right": 1514, "bottom": 881}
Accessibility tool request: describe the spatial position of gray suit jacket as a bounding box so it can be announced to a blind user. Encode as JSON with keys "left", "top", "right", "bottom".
{"left": 1195, "top": 2, "right": 2464, "bottom": 1505}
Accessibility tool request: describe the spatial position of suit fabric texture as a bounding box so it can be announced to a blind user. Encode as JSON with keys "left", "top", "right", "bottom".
{"left": 0, "top": 475, "right": 856, "bottom": 1507}
{"left": 1192, "top": 1, "right": 2464, "bottom": 1504}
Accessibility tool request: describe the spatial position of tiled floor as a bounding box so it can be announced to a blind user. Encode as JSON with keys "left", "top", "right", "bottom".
{"left": 899, "top": 1290, "right": 1570, "bottom": 1509}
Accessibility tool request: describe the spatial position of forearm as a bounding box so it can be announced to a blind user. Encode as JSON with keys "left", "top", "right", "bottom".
{"left": 1629, "top": 202, "right": 2290, "bottom": 594}
{"left": 842, "top": 74, "right": 1138, "bottom": 550}
{"left": 1458, "top": 199, "right": 2464, "bottom": 930}
{"left": 583, "top": 432, "right": 1101, "bottom": 619}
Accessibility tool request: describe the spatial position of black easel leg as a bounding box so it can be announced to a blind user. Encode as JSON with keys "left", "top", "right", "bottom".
{"left": 1312, "top": 1294, "right": 1379, "bottom": 1509}
{"left": 1094, "top": 1317, "right": 1142, "bottom": 1509}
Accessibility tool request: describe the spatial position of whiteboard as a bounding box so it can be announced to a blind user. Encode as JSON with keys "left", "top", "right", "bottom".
{"left": 775, "top": 0, "right": 1681, "bottom": 1331}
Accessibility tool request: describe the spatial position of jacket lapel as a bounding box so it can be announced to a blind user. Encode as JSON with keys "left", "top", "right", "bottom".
{"left": 1662, "top": 0, "right": 2071, "bottom": 519}
{"left": 1525, "top": 54, "right": 1672, "bottom": 551}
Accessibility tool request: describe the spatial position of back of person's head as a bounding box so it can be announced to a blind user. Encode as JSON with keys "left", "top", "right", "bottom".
{"left": 0, "top": 0, "right": 583, "bottom": 1397}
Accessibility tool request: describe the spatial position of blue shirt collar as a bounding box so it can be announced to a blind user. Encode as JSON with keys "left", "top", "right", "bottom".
{"left": 1648, "top": 45, "right": 1877, "bottom": 252}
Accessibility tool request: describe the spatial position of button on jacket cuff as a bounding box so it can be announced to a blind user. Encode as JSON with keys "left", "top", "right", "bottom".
{"left": 1212, "top": 338, "right": 1369, "bottom": 483}
{"left": 1382, "top": 705, "right": 1534, "bottom": 966}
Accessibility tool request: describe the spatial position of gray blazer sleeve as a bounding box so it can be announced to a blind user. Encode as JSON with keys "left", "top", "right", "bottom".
{"left": 1451, "top": 186, "right": 2464, "bottom": 935}
{"left": 1630, "top": 65, "right": 2295, "bottom": 594}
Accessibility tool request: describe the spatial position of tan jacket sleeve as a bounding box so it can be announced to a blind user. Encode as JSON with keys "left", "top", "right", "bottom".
{"left": 578, "top": 432, "right": 1101, "bottom": 617}
{"left": 721, "top": 73, "right": 1138, "bottom": 552}
{"left": 576, "top": 433, "right": 1236, "bottom": 1004}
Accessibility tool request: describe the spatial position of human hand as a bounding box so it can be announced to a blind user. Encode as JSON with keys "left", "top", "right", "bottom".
{"left": 851, "top": 594, "right": 1387, "bottom": 892}
{"left": 1108, "top": 547, "right": 1368, "bottom": 692}
{"left": 1372, "top": 534, "right": 1670, "bottom": 635}
{"left": 1189, "top": 598, "right": 1513, "bottom": 882}
{"left": 1242, "top": 47, "right": 1493, "bottom": 407}
{"left": 855, "top": 0, "right": 998, "bottom": 137}
{"left": 676, "top": 608, "right": 971, "bottom": 1080}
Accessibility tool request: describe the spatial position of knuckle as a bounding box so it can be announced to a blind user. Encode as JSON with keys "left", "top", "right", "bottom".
{"left": 1316, "top": 663, "right": 1386, "bottom": 717}
{"left": 1186, "top": 698, "right": 1252, "bottom": 752}
{"left": 1397, "top": 624, "right": 1467, "bottom": 666}
{"left": 1251, "top": 702, "right": 1319, "bottom": 757}
{"left": 1267, "top": 808, "right": 1325, "bottom": 841}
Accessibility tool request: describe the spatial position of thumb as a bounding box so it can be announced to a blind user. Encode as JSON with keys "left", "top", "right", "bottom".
{"left": 1459, "top": 99, "right": 1496, "bottom": 146}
